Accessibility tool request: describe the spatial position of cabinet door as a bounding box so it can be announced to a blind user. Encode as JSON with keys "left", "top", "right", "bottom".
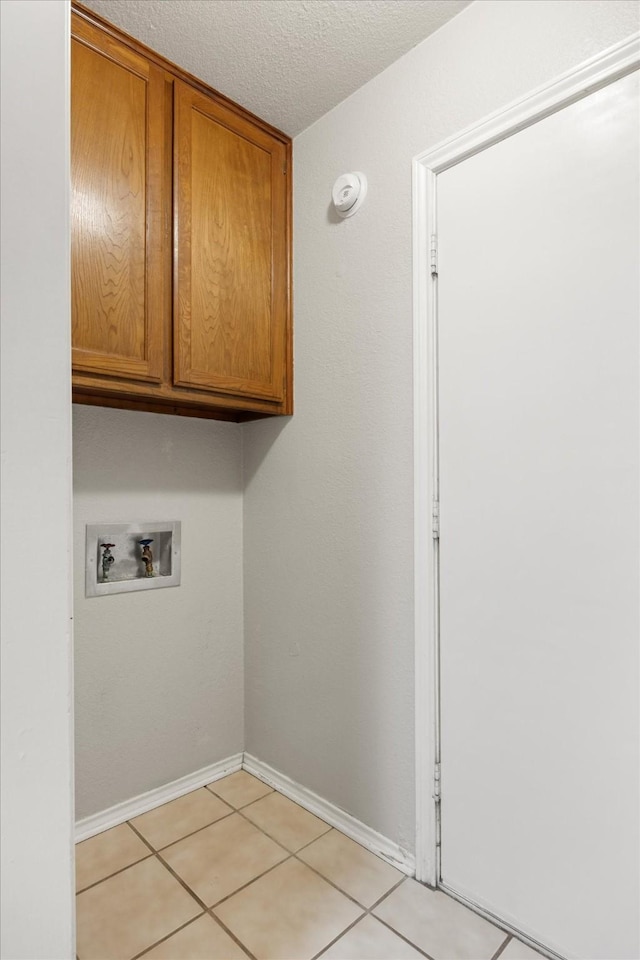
{"left": 71, "top": 14, "right": 167, "bottom": 382}
{"left": 174, "top": 80, "right": 288, "bottom": 402}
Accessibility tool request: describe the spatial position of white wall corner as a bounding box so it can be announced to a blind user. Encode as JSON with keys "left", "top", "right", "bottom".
{"left": 243, "top": 754, "right": 416, "bottom": 876}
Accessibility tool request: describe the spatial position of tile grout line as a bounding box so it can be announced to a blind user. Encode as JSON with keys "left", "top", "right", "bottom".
{"left": 308, "top": 876, "right": 439, "bottom": 960}
{"left": 77, "top": 819, "right": 208, "bottom": 960}
{"left": 75, "top": 847, "right": 154, "bottom": 894}
{"left": 282, "top": 830, "right": 431, "bottom": 956}
{"left": 218, "top": 810, "right": 436, "bottom": 960}
{"left": 208, "top": 854, "right": 295, "bottom": 912}
{"left": 288, "top": 824, "right": 336, "bottom": 854}
{"left": 86, "top": 792, "right": 344, "bottom": 911}
{"left": 202, "top": 906, "right": 260, "bottom": 960}
{"left": 369, "top": 881, "right": 513, "bottom": 960}
{"left": 308, "top": 913, "right": 372, "bottom": 960}
{"left": 366, "top": 877, "right": 437, "bottom": 959}
{"left": 208, "top": 817, "right": 423, "bottom": 960}
{"left": 76, "top": 804, "right": 237, "bottom": 894}
{"left": 234, "top": 804, "right": 333, "bottom": 857}
{"left": 133, "top": 798, "right": 414, "bottom": 959}
{"left": 79, "top": 783, "right": 368, "bottom": 901}
{"left": 368, "top": 877, "right": 410, "bottom": 912}
{"left": 77, "top": 777, "right": 512, "bottom": 960}
{"left": 292, "top": 844, "right": 398, "bottom": 914}
{"left": 130, "top": 911, "right": 207, "bottom": 960}
{"left": 291, "top": 838, "right": 510, "bottom": 960}
{"left": 83, "top": 794, "right": 418, "bottom": 960}
{"left": 77, "top": 799, "right": 289, "bottom": 959}
{"left": 133, "top": 798, "right": 237, "bottom": 852}
{"left": 367, "top": 911, "right": 437, "bottom": 960}
{"left": 126, "top": 820, "right": 262, "bottom": 960}
{"left": 204, "top": 780, "right": 274, "bottom": 808}
{"left": 127, "top": 811, "right": 285, "bottom": 960}
{"left": 127, "top": 820, "right": 209, "bottom": 912}
{"left": 135, "top": 782, "right": 316, "bottom": 861}
{"left": 77, "top": 786, "right": 330, "bottom": 900}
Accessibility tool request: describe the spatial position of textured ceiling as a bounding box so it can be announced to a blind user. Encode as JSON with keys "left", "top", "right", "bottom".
{"left": 82, "top": 0, "right": 471, "bottom": 135}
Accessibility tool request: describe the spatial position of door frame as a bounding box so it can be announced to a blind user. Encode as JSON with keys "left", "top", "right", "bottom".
{"left": 412, "top": 33, "right": 640, "bottom": 894}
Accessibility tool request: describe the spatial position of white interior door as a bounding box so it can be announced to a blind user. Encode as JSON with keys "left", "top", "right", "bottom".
{"left": 437, "top": 70, "right": 639, "bottom": 960}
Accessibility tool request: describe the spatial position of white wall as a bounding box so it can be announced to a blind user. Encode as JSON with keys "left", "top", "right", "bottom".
{"left": 3, "top": 4, "right": 637, "bottom": 953}
{"left": 0, "top": 2, "right": 75, "bottom": 957}
{"left": 73, "top": 406, "right": 244, "bottom": 820}
{"left": 243, "top": 0, "right": 640, "bottom": 853}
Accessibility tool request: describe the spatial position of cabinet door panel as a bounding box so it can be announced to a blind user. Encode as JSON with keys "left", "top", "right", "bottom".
{"left": 71, "top": 15, "right": 166, "bottom": 382}
{"left": 174, "top": 81, "right": 287, "bottom": 402}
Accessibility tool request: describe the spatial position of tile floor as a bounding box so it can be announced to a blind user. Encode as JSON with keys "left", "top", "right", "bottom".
{"left": 75, "top": 771, "right": 545, "bottom": 960}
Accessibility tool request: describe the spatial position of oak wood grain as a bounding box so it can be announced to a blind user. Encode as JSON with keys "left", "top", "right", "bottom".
{"left": 71, "top": 4, "right": 292, "bottom": 421}
{"left": 71, "top": 13, "right": 168, "bottom": 382}
{"left": 174, "top": 80, "right": 288, "bottom": 402}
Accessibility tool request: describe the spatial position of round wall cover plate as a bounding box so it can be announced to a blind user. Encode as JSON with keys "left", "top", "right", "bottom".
{"left": 332, "top": 172, "right": 367, "bottom": 218}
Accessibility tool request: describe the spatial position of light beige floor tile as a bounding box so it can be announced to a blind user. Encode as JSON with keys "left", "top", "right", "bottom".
{"left": 373, "top": 879, "right": 507, "bottom": 960}
{"left": 130, "top": 788, "right": 232, "bottom": 850}
{"left": 141, "top": 914, "right": 250, "bottom": 959}
{"left": 298, "top": 829, "right": 403, "bottom": 908}
{"left": 161, "top": 812, "right": 288, "bottom": 906}
{"left": 214, "top": 858, "right": 363, "bottom": 960}
{"left": 208, "top": 770, "right": 273, "bottom": 809}
{"left": 75, "top": 822, "right": 151, "bottom": 892}
{"left": 76, "top": 856, "right": 200, "bottom": 960}
{"left": 241, "top": 791, "right": 331, "bottom": 851}
{"left": 500, "top": 938, "right": 546, "bottom": 960}
{"left": 320, "top": 915, "right": 424, "bottom": 960}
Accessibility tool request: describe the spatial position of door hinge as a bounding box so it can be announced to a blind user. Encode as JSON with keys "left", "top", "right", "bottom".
{"left": 433, "top": 761, "right": 442, "bottom": 802}
{"left": 430, "top": 234, "right": 438, "bottom": 277}
{"left": 432, "top": 499, "right": 440, "bottom": 539}
{"left": 434, "top": 761, "right": 442, "bottom": 857}
{"left": 282, "top": 159, "right": 287, "bottom": 175}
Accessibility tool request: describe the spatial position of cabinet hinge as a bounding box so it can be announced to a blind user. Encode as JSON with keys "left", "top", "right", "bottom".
{"left": 430, "top": 234, "right": 438, "bottom": 278}
{"left": 432, "top": 499, "right": 440, "bottom": 539}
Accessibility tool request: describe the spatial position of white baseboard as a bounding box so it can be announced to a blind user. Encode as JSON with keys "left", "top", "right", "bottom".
{"left": 76, "top": 750, "right": 416, "bottom": 878}
{"left": 75, "top": 753, "right": 243, "bottom": 842}
{"left": 242, "top": 754, "right": 415, "bottom": 876}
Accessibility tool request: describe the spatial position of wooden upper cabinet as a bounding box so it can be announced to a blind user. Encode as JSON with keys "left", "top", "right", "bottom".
{"left": 71, "top": 4, "right": 292, "bottom": 420}
{"left": 173, "top": 81, "right": 288, "bottom": 403}
{"left": 71, "top": 14, "right": 168, "bottom": 383}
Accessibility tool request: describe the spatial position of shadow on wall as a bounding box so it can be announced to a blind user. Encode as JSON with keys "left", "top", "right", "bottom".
{"left": 72, "top": 404, "right": 244, "bottom": 496}
{"left": 326, "top": 202, "right": 345, "bottom": 225}
{"left": 240, "top": 415, "right": 292, "bottom": 486}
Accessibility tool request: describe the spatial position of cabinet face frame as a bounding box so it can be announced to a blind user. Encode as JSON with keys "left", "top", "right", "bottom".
{"left": 173, "top": 80, "right": 289, "bottom": 403}
{"left": 71, "top": 13, "right": 169, "bottom": 384}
